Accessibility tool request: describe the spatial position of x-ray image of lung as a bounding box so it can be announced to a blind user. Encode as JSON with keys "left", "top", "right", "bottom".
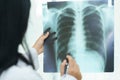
{"left": 43, "top": 0, "right": 114, "bottom": 72}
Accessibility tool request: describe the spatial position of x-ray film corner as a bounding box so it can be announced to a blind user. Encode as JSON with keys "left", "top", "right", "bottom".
{"left": 43, "top": 1, "right": 114, "bottom": 73}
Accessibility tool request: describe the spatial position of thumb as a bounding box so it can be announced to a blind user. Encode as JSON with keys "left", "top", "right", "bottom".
{"left": 43, "top": 32, "right": 49, "bottom": 39}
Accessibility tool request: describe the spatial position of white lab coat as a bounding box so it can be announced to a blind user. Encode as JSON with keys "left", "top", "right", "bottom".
{"left": 0, "top": 48, "right": 77, "bottom": 80}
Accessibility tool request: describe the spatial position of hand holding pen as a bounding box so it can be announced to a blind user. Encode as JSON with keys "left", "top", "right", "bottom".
{"left": 60, "top": 55, "right": 82, "bottom": 80}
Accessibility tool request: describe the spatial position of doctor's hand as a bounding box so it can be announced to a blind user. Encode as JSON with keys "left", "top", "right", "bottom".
{"left": 33, "top": 32, "right": 49, "bottom": 55}
{"left": 60, "top": 55, "right": 82, "bottom": 80}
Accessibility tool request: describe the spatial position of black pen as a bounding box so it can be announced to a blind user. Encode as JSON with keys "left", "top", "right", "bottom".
{"left": 64, "top": 58, "right": 69, "bottom": 74}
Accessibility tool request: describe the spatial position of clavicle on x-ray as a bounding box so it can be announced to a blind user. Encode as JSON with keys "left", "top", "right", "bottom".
{"left": 43, "top": 0, "right": 114, "bottom": 72}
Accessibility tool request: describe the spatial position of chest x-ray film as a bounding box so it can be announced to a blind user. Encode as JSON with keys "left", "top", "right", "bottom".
{"left": 43, "top": 0, "right": 114, "bottom": 72}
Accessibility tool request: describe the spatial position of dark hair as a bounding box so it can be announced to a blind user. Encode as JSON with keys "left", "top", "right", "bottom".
{"left": 0, "top": 0, "right": 31, "bottom": 73}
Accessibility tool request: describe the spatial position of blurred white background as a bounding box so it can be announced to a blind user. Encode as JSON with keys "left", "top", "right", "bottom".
{"left": 20, "top": 0, "right": 120, "bottom": 80}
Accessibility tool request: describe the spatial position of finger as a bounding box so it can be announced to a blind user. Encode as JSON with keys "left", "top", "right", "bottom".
{"left": 42, "top": 32, "right": 49, "bottom": 40}
{"left": 43, "top": 32, "right": 49, "bottom": 39}
{"left": 51, "top": 32, "right": 56, "bottom": 36}
{"left": 60, "top": 59, "right": 66, "bottom": 76}
{"left": 44, "top": 27, "right": 51, "bottom": 34}
{"left": 35, "top": 32, "right": 49, "bottom": 47}
{"left": 40, "top": 32, "right": 49, "bottom": 40}
{"left": 66, "top": 55, "right": 74, "bottom": 63}
{"left": 66, "top": 55, "right": 75, "bottom": 67}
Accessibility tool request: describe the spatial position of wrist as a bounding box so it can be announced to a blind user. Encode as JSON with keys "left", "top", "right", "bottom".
{"left": 76, "top": 73, "right": 82, "bottom": 80}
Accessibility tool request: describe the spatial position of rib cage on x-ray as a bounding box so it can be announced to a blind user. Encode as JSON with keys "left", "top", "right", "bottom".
{"left": 56, "top": 6, "right": 105, "bottom": 62}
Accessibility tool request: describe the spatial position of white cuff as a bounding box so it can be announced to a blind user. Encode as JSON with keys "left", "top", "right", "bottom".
{"left": 29, "top": 48, "right": 39, "bottom": 70}
{"left": 61, "top": 74, "right": 77, "bottom": 80}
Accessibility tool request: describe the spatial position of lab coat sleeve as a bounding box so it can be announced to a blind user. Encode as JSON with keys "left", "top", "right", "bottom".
{"left": 29, "top": 48, "right": 40, "bottom": 70}
{"left": 61, "top": 74, "right": 77, "bottom": 80}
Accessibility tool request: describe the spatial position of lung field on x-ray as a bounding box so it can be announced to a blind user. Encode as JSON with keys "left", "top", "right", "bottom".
{"left": 57, "top": 8, "right": 76, "bottom": 61}
{"left": 82, "top": 6, "right": 105, "bottom": 59}
{"left": 43, "top": 1, "right": 114, "bottom": 72}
